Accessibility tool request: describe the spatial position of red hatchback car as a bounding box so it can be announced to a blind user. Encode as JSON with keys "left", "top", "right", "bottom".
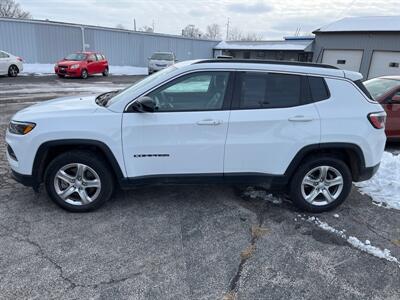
{"left": 364, "top": 76, "right": 400, "bottom": 140}
{"left": 55, "top": 52, "right": 109, "bottom": 79}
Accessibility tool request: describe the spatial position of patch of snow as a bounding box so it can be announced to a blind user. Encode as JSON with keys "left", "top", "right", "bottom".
{"left": 316, "top": 16, "right": 400, "bottom": 33}
{"left": 333, "top": 214, "right": 339, "bottom": 218}
{"left": 21, "top": 64, "right": 148, "bottom": 76}
{"left": 355, "top": 151, "right": 400, "bottom": 210}
{"left": 243, "top": 187, "right": 282, "bottom": 204}
{"left": 347, "top": 236, "right": 398, "bottom": 264}
{"left": 307, "top": 217, "right": 399, "bottom": 266}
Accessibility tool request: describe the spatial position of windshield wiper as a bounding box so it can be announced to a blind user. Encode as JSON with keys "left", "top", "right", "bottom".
{"left": 95, "top": 90, "right": 120, "bottom": 106}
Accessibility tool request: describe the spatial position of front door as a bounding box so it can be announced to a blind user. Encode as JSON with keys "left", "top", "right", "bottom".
{"left": 122, "top": 71, "right": 232, "bottom": 178}
{"left": 86, "top": 54, "right": 97, "bottom": 74}
{"left": 383, "top": 90, "right": 400, "bottom": 138}
{"left": 0, "top": 51, "right": 10, "bottom": 74}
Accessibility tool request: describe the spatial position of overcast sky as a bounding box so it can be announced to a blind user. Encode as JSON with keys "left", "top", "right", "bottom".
{"left": 18, "top": 0, "right": 400, "bottom": 39}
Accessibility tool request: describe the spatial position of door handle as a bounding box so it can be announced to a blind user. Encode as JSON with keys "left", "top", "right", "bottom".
{"left": 197, "top": 119, "right": 222, "bottom": 126}
{"left": 288, "top": 115, "right": 314, "bottom": 122}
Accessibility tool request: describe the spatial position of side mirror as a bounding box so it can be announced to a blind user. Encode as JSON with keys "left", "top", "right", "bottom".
{"left": 131, "top": 96, "right": 156, "bottom": 112}
{"left": 390, "top": 94, "right": 400, "bottom": 103}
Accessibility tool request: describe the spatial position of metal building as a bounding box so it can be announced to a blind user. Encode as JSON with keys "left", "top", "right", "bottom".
{"left": 313, "top": 16, "right": 400, "bottom": 79}
{"left": 0, "top": 17, "right": 219, "bottom": 66}
{"left": 213, "top": 36, "right": 314, "bottom": 62}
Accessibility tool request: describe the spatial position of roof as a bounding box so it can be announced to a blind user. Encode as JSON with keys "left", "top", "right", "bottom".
{"left": 314, "top": 16, "right": 400, "bottom": 33}
{"left": 213, "top": 39, "right": 314, "bottom": 52}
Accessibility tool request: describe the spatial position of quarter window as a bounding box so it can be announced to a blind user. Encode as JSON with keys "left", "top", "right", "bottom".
{"left": 239, "top": 72, "right": 302, "bottom": 109}
{"left": 308, "top": 76, "right": 330, "bottom": 101}
{"left": 147, "top": 72, "right": 230, "bottom": 112}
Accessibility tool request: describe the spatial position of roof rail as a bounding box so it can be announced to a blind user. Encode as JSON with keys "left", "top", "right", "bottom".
{"left": 194, "top": 59, "right": 338, "bottom": 70}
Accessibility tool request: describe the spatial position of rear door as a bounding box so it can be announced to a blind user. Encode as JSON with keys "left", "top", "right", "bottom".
{"left": 224, "top": 71, "right": 321, "bottom": 176}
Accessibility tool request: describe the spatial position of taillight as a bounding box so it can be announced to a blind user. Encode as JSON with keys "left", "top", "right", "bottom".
{"left": 368, "top": 112, "right": 386, "bottom": 129}
{"left": 17, "top": 57, "right": 23, "bottom": 62}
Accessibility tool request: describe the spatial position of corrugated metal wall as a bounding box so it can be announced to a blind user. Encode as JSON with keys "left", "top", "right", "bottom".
{"left": 313, "top": 32, "right": 400, "bottom": 78}
{"left": 0, "top": 18, "right": 219, "bottom": 66}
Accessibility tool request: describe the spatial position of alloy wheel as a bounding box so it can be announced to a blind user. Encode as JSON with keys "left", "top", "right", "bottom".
{"left": 301, "top": 166, "right": 344, "bottom": 206}
{"left": 53, "top": 163, "right": 101, "bottom": 206}
{"left": 9, "top": 65, "right": 18, "bottom": 77}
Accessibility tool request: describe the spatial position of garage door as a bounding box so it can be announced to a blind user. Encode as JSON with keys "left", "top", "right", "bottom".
{"left": 368, "top": 51, "right": 400, "bottom": 79}
{"left": 322, "top": 50, "right": 363, "bottom": 72}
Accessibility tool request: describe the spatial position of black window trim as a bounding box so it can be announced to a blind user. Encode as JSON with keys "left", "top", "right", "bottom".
{"left": 125, "top": 70, "right": 236, "bottom": 113}
{"left": 231, "top": 70, "right": 314, "bottom": 110}
{"left": 306, "top": 75, "right": 331, "bottom": 103}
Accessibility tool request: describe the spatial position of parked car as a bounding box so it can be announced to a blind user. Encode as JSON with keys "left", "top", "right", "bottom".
{"left": 6, "top": 59, "right": 386, "bottom": 212}
{"left": 148, "top": 52, "right": 175, "bottom": 74}
{"left": 54, "top": 52, "right": 108, "bottom": 79}
{"left": 364, "top": 76, "right": 400, "bottom": 140}
{"left": 0, "top": 50, "right": 23, "bottom": 77}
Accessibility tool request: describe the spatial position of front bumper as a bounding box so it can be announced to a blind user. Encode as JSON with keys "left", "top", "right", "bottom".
{"left": 55, "top": 67, "right": 81, "bottom": 77}
{"left": 11, "top": 170, "right": 37, "bottom": 188}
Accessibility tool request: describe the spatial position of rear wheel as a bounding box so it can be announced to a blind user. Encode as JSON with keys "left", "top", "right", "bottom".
{"left": 45, "top": 151, "right": 114, "bottom": 212}
{"left": 289, "top": 157, "right": 352, "bottom": 212}
{"left": 81, "top": 69, "right": 88, "bottom": 79}
{"left": 8, "top": 65, "right": 19, "bottom": 77}
{"left": 102, "top": 67, "right": 109, "bottom": 76}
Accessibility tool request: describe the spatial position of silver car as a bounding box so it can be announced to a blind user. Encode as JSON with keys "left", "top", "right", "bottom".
{"left": 148, "top": 52, "right": 176, "bottom": 74}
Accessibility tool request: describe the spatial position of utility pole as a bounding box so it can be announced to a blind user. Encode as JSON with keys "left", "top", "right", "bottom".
{"left": 134, "top": 18, "right": 137, "bottom": 31}
{"left": 226, "top": 17, "right": 230, "bottom": 40}
{"left": 152, "top": 20, "right": 155, "bottom": 32}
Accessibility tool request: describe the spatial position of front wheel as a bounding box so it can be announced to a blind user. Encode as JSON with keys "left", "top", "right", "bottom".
{"left": 81, "top": 69, "right": 88, "bottom": 79}
{"left": 102, "top": 67, "right": 109, "bottom": 76}
{"left": 289, "top": 157, "right": 352, "bottom": 213}
{"left": 44, "top": 151, "right": 114, "bottom": 212}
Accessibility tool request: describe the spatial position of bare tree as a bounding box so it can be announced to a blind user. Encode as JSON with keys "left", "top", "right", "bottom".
{"left": 0, "top": 0, "right": 31, "bottom": 19}
{"left": 139, "top": 25, "right": 154, "bottom": 33}
{"left": 228, "top": 26, "right": 264, "bottom": 41}
{"left": 205, "top": 23, "right": 221, "bottom": 40}
{"left": 182, "top": 24, "right": 202, "bottom": 39}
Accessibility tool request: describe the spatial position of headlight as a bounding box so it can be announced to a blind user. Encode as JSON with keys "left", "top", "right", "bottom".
{"left": 70, "top": 64, "right": 80, "bottom": 69}
{"left": 8, "top": 121, "right": 36, "bottom": 135}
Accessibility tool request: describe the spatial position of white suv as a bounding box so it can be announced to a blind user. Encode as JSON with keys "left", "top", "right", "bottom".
{"left": 6, "top": 59, "right": 386, "bottom": 212}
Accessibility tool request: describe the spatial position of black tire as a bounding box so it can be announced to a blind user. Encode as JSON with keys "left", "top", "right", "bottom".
{"left": 57, "top": 74, "right": 65, "bottom": 78}
{"left": 102, "top": 67, "right": 109, "bottom": 76}
{"left": 81, "top": 69, "right": 88, "bottom": 79}
{"left": 8, "top": 65, "right": 19, "bottom": 77}
{"left": 289, "top": 156, "right": 352, "bottom": 213}
{"left": 44, "top": 151, "right": 114, "bottom": 212}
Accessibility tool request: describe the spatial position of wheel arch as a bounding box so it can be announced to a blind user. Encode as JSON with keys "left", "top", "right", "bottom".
{"left": 33, "top": 139, "right": 125, "bottom": 185}
{"left": 285, "top": 143, "right": 366, "bottom": 182}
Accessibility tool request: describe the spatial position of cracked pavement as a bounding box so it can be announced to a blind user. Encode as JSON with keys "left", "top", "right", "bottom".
{"left": 0, "top": 76, "right": 400, "bottom": 299}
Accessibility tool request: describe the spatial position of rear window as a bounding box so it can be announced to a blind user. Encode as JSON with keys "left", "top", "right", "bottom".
{"left": 239, "top": 72, "right": 302, "bottom": 109}
{"left": 308, "top": 76, "right": 330, "bottom": 101}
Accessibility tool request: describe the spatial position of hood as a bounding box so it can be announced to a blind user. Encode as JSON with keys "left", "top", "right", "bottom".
{"left": 58, "top": 60, "right": 84, "bottom": 66}
{"left": 149, "top": 59, "right": 174, "bottom": 65}
{"left": 13, "top": 95, "right": 99, "bottom": 121}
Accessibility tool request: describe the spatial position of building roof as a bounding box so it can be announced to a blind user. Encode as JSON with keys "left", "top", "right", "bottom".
{"left": 214, "top": 39, "right": 314, "bottom": 52}
{"left": 314, "top": 16, "right": 400, "bottom": 33}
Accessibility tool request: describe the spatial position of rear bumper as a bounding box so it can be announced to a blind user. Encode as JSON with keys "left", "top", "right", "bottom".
{"left": 355, "top": 163, "right": 380, "bottom": 182}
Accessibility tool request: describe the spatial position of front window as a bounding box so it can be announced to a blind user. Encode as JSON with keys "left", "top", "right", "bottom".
{"left": 147, "top": 71, "right": 230, "bottom": 111}
{"left": 364, "top": 78, "right": 400, "bottom": 100}
{"left": 106, "top": 66, "right": 178, "bottom": 107}
{"left": 151, "top": 53, "right": 174, "bottom": 61}
{"left": 65, "top": 53, "right": 87, "bottom": 61}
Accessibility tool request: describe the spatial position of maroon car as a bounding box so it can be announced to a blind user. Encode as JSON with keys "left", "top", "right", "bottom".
{"left": 55, "top": 52, "right": 109, "bottom": 79}
{"left": 364, "top": 76, "right": 400, "bottom": 140}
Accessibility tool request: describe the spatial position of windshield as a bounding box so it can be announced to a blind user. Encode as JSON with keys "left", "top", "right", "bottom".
{"left": 106, "top": 65, "right": 178, "bottom": 107}
{"left": 151, "top": 53, "right": 174, "bottom": 61}
{"left": 65, "top": 53, "right": 87, "bottom": 61}
{"left": 364, "top": 78, "right": 400, "bottom": 100}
